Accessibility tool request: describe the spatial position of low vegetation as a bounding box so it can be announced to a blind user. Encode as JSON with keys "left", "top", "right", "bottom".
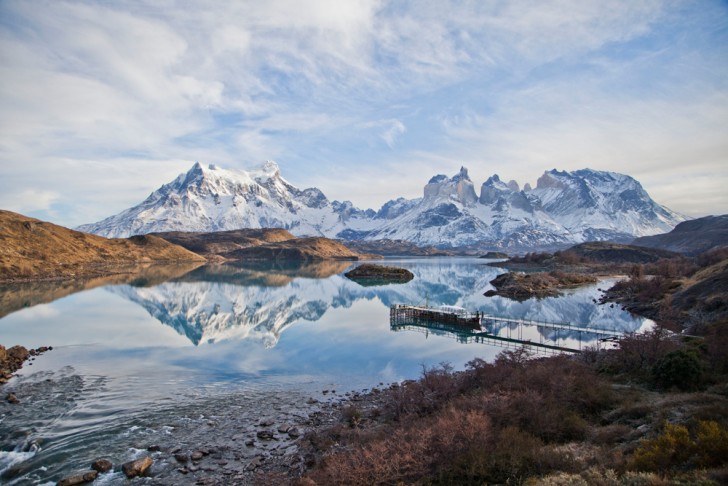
{"left": 297, "top": 323, "right": 728, "bottom": 485}
{"left": 0, "top": 210, "right": 205, "bottom": 282}
{"left": 228, "top": 237, "right": 367, "bottom": 261}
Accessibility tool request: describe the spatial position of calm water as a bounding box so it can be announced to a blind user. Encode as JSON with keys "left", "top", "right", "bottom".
{"left": 0, "top": 258, "right": 649, "bottom": 484}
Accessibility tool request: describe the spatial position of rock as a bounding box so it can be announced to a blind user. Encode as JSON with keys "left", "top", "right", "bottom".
{"left": 191, "top": 451, "right": 204, "bottom": 461}
{"left": 147, "top": 444, "right": 161, "bottom": 452}
{"left": 7, "top": 345, "right": 29, "bottom": 362}
{"left": 287, "top": 427, "right": 301, "bottom": 438}
{"left": 256, "top": 430, "right": 275, "bottom": 440}
{"left": 277, "top": 424, "right": 291, "bottom": 433}
{"left": 57, "top": 470, "right": 98, "bottom": 486}
{"left": 246, "top": 456, "right": 264, "bottom": 471}
{"left": 244, "top": 439, "right": 255, "bottom": 447}
{"left": 121, "top": 456, "right": 153, "bottom": 478}
{"left": 90, "top": 458, "right": 113, "bottom": 473}
{"left": 6, "top": 393, "right": 19, "bottom": 404}
{"left": 175, "top": 453, "right": 189, "bottom": 463}
{"left": 259, "top": 418, "right": 274, "bottom": 427}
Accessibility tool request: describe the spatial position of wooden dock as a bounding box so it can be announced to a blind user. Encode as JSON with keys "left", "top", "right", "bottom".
{"left": 389, "top": 304, "right": 625, "bottom": 353}
{"left": 389, "top": 304, "right": 481, "bottom": 330}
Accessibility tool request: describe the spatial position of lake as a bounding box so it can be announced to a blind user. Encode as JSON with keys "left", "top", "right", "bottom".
{"left": 0, "top": 258, "right": 649, "bottom": 484}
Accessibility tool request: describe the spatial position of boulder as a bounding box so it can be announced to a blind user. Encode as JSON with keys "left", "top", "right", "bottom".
{"left": 57, "top": 470, "right": 98, "bottom": 486}
{"left": 90, "top": 459, "right": 112, "bottom": 473}
{"left": 121, "top": 456, "right": 153, "bottom": 478}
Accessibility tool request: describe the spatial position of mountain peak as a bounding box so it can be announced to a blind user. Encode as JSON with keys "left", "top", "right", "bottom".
{"left": 453, "top": 166, "right": 471, "bottom": 182}
{"left": 258, "top": 160, "right": 280, "bottom": 177}
{"left": 423, "top": 166, "right": 477, "bottom": 204}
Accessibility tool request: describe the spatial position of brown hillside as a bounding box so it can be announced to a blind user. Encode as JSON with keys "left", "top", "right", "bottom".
{"left": 633, "top": 214, "right": 728, "bottom": 255}
{"left": 152, "top": 228, "right": 296, "bottom": 258}
{"left": 0, "top": 210, "right": 205, "bottom": 282}
{"left": 563, "top": 241, "right": 680, "bottom": 264}
{"left": 229, "top": 237, "right": 363, "bottom": 261}
{"left": 672, "top": 258, "right": 728, "bottom": 321}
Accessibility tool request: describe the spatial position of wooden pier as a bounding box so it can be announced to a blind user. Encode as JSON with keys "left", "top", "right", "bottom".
{"left": 389, "top": 304, "right": 481, "bottom": 330}
{"left": 390, "top": 304, "right": 625, "bottom": 353}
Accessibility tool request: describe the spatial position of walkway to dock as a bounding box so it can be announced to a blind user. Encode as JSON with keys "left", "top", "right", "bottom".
{"left": 390, "top": 304, "right": 624, "bottom": 353}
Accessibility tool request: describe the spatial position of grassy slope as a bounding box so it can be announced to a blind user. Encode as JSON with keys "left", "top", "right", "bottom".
{"left": 228, "top": 237, "right": 364, "bottom": 261}
{"left": 151, "top": 228, "right": 296, "bottom": 258}
{"left": 0, "top": 210, "right": 205, "bottom": 281}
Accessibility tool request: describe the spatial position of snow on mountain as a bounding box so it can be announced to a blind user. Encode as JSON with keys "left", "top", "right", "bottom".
{"left": 528, "top": 169, "right": 684, "bottom": 241}
{"left": 77, "top": 161, "right": 368, "bottom": 238}
{"left": 79, "top": 162, "right": 685, "bottom": 251}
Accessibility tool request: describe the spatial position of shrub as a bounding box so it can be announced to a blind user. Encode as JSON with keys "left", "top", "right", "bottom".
{"left": 651, "top": 350, "right": 704, "bottom": 391}
{"left": 694, "top": 420, "right": 728, "bottom": 468}
{"left": 629, "top": 422, "right": 693, "bottom": 472}
{"left": 629, "top": 420, "right": 728, "bottom": 472}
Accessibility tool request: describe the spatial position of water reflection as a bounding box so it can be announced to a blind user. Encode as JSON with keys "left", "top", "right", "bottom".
{"left": 0, "top": 262, "right": 204, "bottom": 319}
{"left": 90, "top": 259, "right": 646, "bottom": 350}
{"left": 0, "top": 259, "right": 648, "bottom": 351}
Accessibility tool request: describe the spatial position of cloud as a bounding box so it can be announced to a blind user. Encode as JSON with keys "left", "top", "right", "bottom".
{"left": 0, "top": 0, "right": 726, "bottom": 224}
{"left": 0, "top": 189, "right": 59, "bottom": 213}
{"left": 381, "top": 119, "right": 406, "bottom": 147}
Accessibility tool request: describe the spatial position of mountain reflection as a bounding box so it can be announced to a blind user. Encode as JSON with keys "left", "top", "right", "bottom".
{"left": 101, "top": 260, "right": 647, "bottom": 349}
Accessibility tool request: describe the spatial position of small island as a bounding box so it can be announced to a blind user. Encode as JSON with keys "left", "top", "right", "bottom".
{"left": 479, "top": 251, "right": 509, "bottom": 259}
{"left": 344, "top": 264, "right": 414, "bottom": 286}
{"left": 484, "top": 270, "right": 597, "bottom": 301}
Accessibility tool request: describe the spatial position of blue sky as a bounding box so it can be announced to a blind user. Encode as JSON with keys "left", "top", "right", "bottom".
{"left": 0, "top": 0, "right": 726, "bottom": 227}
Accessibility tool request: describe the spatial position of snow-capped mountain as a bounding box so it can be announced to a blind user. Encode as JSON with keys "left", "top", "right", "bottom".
{"left": 77, "top": 161, "right": 371, "bottom": 239}
{"left": 79, "top": 162, "right": 684, "bottom": 251}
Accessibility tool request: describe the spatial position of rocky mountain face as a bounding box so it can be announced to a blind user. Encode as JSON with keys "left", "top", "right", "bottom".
{"left": 78, "top": 162, "right": 685, "bottom": 252}
{"left": 632, "top": 214, "right": 728, "bottom": 255}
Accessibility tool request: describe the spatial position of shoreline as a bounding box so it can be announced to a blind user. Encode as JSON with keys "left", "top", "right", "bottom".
{"left": 1, "top": 351, "right": 387, "bottom": 485}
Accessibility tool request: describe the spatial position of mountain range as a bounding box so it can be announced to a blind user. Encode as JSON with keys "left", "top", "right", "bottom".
{"left": 77, "top": 162, "right": 685, "bottom": 252}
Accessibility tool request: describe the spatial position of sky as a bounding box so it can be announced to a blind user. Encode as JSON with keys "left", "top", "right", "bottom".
{"left": 0, "top": 0, "right": 726, "bottom": 227}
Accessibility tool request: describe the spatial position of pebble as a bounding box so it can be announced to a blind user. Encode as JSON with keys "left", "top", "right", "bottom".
{"left": 6, "top": 392, "right": 19, "bottom": 404}
{"left": 191, "top": 451, "right": 204, "bottom": 461}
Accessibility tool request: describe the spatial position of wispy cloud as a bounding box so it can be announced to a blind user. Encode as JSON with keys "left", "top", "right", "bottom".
{"left": 0, "top": 0, "right": 726, "bottom": 223}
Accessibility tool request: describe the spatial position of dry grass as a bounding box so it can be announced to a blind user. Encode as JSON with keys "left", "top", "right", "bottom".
{"left": 228, "top": 237, "right": 364, "bottom": 261}
{"left": 0, "top": 210, "right": 205, "bottom": 281}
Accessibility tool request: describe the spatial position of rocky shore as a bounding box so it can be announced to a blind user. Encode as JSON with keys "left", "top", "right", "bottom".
{"left": 0, "top": 344, "right": 51, "bottom": 388}
{"left": 0, "top": 352, "right": 389, "bottom": 485}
